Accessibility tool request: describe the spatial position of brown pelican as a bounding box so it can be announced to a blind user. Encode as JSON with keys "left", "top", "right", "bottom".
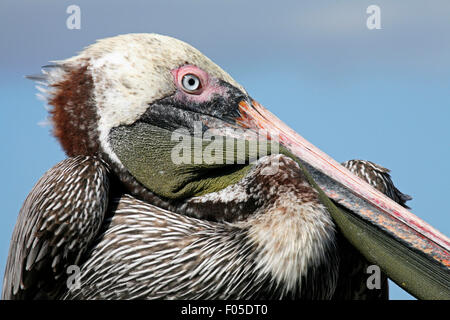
{"left": 2, "top": 34, "right": 449, "bottom": 300}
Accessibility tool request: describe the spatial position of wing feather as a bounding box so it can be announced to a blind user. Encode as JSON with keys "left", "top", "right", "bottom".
{"left": 2, "top": 156, "right": 110, "bottom": 299}
{"left": 334, "top": 159, "right": 411, "bottom": 300}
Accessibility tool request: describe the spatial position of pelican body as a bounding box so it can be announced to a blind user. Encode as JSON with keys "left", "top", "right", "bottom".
{"left": 3, "top": 34, "right": 449, "bottom": 300}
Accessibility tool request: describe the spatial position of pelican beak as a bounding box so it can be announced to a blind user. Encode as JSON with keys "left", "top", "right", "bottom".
{"left": 236, "top": 99, "right": 450, "bottom": 300}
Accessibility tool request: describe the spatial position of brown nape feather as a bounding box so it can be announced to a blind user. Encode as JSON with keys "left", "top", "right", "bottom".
{"left": 49, "top": 65, "right": 99, "bottom": 157}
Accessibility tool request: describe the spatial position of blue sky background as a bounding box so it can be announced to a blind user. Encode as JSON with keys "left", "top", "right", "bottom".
{"left": 1, "top": 0, "right": 449, "bottom": 300}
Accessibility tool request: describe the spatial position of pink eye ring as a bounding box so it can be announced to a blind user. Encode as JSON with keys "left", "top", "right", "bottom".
{"left": 173, "top": 65, "right": 209, "bottom": 95}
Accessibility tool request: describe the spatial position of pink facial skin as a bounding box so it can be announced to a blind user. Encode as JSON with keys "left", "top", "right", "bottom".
{"left": 171, "top": 65, "right": 228, "bottom": 103}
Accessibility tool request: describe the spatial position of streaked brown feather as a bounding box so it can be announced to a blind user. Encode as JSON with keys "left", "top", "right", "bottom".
{"left": 2, "top": 156, "right": 110, "bottom": 299}
{"left": 63, "top": 155, "right": 339, "bottom": 299}
{"left": 332, "top": 159, "right": 412, "bottom": 300}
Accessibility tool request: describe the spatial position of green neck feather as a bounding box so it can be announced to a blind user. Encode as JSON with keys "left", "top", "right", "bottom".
{"left": 109, "top": 122, "right": 282, "bottom": 199}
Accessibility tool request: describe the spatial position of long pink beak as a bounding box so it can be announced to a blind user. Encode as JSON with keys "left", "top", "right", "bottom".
{"left": 237, "top": 99, "right": 450, "bottom": 299}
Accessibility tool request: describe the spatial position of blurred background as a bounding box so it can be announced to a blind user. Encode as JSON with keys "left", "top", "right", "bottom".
{"left": 1, "top": 0, "right": 449, "bottom": 300}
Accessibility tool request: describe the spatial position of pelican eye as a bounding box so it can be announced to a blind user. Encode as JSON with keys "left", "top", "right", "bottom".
{"left": 181, "top": 74, "right": 201, "bottom": 93}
